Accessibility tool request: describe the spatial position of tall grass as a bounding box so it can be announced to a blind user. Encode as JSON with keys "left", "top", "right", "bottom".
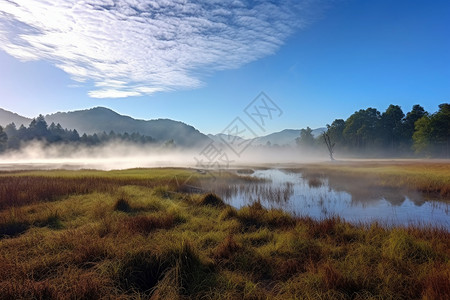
{"left": 300, "top": 161, "right": 450, "bottom": 197}
{"left": 0, "top": 168, "right": 449, "bottom": 299}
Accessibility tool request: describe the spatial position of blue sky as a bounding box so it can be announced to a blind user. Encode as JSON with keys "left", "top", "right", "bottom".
{"left": 0, "top": 0, "right": 449, "bottom": 135}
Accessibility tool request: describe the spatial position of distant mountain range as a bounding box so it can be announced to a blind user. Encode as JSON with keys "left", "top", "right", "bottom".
{"left": 0, "top": 108, "right": 32, "bottom": 127}
{"left": 207, "top": 128, "right": 326, "bottom": 147}
{"left": 0, "top": 107, "right": 325, "bottom": 147}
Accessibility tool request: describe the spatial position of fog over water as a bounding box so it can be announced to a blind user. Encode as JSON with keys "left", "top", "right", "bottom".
{"left": 0, "top": 141, "right": 326, "bottom": 170}
{"left": 1, "top": 142, "right": 448, "bottom": 229}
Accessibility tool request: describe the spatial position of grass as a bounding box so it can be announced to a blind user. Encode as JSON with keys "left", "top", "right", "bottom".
{"left": 295, "top": 160, "right": 450, "bottom": 198}
{"left": 0, "top": 167, "right": 449, "bottom": 299}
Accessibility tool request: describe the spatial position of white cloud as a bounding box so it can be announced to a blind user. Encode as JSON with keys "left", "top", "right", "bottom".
{"left": 0, "top": 0, "right": 319, "bottom": 98}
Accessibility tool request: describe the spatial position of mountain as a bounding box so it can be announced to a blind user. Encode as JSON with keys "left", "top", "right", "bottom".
{"left": 1, "top": 106, "right": 326, "bottom": 147}
{"left": 0, "top": 108, "right": 32, "bottom": 127}
{"left": 253, "top": 129, "right": 302, "bottom": 146}
{"left": 207, "top": 133, "right": 247, "bottom": 145}
{"left": 209, "top": 127, "right": 327, "bottom": 147}
{"left": 44, "top": 107, "right": 210, "bottom": 148}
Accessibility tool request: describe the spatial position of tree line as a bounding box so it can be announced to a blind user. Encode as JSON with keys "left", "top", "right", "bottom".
{"left": 0, "top": 115, "right": 155, "bottom": 152}
{"left": 296, "top": 103, "right": 449, "bottom": 158}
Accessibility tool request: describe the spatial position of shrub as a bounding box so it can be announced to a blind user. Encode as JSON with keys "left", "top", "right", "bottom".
{"left": 0, "top": 219, "right": 29, "bottom": 238}
{"left": 237, "top": 201, "right": 295, "bottom": 229}
{"left": 213, "top": 235, "right": 240, "bottom": 260}
{"left": 199, "top": 193, "right": 225, "bottom": 207}
{"left": 125, "top": 214, "right": 176, "bottom": 234}
{"left": 114, "top": 198, "right": 131, "bottom": 212}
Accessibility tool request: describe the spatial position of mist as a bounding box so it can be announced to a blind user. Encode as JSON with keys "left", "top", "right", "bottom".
{"left": 0, "top": 140, "right": 327, "bottom": 171}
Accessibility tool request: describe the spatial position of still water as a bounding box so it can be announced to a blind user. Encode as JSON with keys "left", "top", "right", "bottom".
{"left": 216, "top": 169, "right": 449, "bottom": 229}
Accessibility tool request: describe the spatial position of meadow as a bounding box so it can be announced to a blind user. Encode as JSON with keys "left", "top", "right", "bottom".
{"left": 0, "top": 165, "right": 449, "bottom": 299}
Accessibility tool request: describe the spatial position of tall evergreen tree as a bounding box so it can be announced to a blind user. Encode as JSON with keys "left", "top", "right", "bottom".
{"left": 430, "top": 103, "right": 450, "bottom": 157}
{"left": 403, "top": 105, "right": 427, "bottom": 145}
{"left": 343, "top": 108, "right": 380, "bottom": 149}
{"left": 326, "top": 119, "right": 346, "bottom": 148}
{"left": 0, "top": 126, "right": 7, "bottom": 153}
{"left": 380, "top": 105, "right": 404, "bottom": 152}
{"left": 28, "top": 114, "right": 49, "bottom": 140}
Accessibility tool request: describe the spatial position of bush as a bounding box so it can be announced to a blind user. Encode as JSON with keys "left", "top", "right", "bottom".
{"left": 199, "top": 193, "right": 225, "bottom": 207}
{"left": 114, "top": 198, "right": 131, "bottom": 212}
{"left": 125, "top": 214, "right": 176, "bottom": 234}
{"left": 237, "top": 201, "right": 295, "bottom": 229}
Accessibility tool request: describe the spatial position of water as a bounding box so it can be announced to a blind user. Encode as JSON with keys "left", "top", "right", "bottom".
{"left": 217, "top": 169, "right": 449, "bottom": 229}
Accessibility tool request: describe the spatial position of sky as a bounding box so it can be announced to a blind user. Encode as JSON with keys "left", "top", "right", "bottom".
{"left": 0, "top": 0, "right": 449, "bottom": 135}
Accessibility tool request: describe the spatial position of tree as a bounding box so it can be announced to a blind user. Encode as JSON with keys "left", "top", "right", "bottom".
{"left": 413, "top": 115, "right": 432, "bottom": 155}
{"left": 403, "top": 105, "right": 427, "bottom": 145}
{"left": 296, "top": 127, "right": 315, "bottom": 148}
{"left": 380, "top": 105, "right": 404, "bottom": 152}
{"left": 326, "top": 119, "right": 345, "bottom": 148}
{"left": 16, "top": 124, "right": 28, "bottom": 141}
{"left": 4, "top": 123, "right": 20, "bottom": 149}
{"left": 0, "top": 126, "right": 7, "bottom": 152}
{"left": 323, "top": 132, "right": 335, "bottom": 161}
{"left": 343, "top": 108, "right": 380, "bottom": 149}
{"left": 69, "top": 129, "right": 80, "bottom": 142}
{"left": 429, "top": 103, "right": 450, "bottom": 157}
{"left": 28, "top": 114, "right": 49, "bottom": 140}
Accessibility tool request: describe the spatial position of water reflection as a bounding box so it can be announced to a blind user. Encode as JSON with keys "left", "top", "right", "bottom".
{"left": 212, "top": 169, "right": 449, "bottom": 229}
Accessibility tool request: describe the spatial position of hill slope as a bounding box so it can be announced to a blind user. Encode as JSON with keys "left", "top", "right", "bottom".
{"left": 45, "top": 107, "right": 211, "bottom": 147}
{"left": 0, "top": 108, "right": 32, "bottom": 127}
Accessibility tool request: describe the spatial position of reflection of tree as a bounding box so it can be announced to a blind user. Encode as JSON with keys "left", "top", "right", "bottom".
{"left": 205, "top": 169, "right": 430, "bottom": 209}
{"left": 309, "top": 172, "right": 425, "bottom": 207}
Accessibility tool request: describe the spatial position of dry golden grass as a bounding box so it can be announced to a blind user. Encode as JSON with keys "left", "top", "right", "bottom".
{"left": 296, "top": 160, "right": 450, "bottom": 198}
{"left": 0, "top": 167, "right": 448, "bottom": 299}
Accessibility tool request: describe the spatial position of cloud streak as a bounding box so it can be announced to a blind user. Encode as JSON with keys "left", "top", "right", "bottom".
{"left": 0, "top": 0, "right": 319, "bottom": 98}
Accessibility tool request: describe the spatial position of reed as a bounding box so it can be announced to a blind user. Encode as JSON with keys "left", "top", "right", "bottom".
{"left": 0, "top": 167, "right": 448, "bottom": 299}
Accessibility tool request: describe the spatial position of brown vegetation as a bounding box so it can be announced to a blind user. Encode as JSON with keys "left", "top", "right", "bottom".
{"left": 0, "top": 168, "right": 449, "bottom": 299}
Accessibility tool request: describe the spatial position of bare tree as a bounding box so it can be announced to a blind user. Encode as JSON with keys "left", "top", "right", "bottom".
{"left": 323, "top": 132, "right": 335, "bottom": 161}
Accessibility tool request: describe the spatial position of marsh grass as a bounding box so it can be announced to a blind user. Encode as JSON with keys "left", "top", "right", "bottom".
{"left": 301, "top": 161, "right": 450, "bottom": 198}
{"left": 114, "top": 198, "right": 131, "bottom": 212}
{"left": 0, "top": 168, "right": 449, "bottom": 299}
{"left": 198, "top": 193, "right": 225, "bottom": 207}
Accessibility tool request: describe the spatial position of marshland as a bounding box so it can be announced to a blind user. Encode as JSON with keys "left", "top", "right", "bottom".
{"left": 1, "top": 1, "right": 449, "bottom": 299}
{"left": 0, "top": 161, "right": 449, "bottom": 299}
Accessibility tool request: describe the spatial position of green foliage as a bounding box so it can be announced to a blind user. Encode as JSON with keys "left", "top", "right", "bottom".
{"left": 413, "top": 115, "right": 432, "bottom": 155}
{"left": 343, "top": 107, "right": 380, "bottom": 149}
{"left": 1, "top": 115, "right": 154, "bottom": 151}
{"left": 413, "top": 103, "right": 450, "bottom": 157}
{"left": 403, "top": 104, "right": 427, "bottom": 143}
{"left": 321, "top": 102, "right": 448, "bottom": 157}
{"left": 0, "top": 126, "right": 7, "bottom": 153}
{"left": 326, "top": 119, "right": 345, "bottom": 145}
{"left": 380, "top": 104, "right": 404, "bottom": 150}
{"left": 296, "top": 126, "right": 315, "bottom": 148}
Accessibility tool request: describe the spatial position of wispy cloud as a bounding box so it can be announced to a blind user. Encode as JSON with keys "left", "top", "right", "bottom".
{"left": 0, "top": 0, "right": 319, "bottom": 98}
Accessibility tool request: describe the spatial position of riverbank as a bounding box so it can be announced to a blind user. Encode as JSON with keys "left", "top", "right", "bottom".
{"left": 283, "top": 160, "right": 450, "bottom": 198}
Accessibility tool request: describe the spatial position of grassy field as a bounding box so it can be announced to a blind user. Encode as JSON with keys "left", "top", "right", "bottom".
{"left": 292, "top": 160, "right": 450, "bottom": 198}
{"left": 0, "top": 166, "right": 449, "bottom": 299}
